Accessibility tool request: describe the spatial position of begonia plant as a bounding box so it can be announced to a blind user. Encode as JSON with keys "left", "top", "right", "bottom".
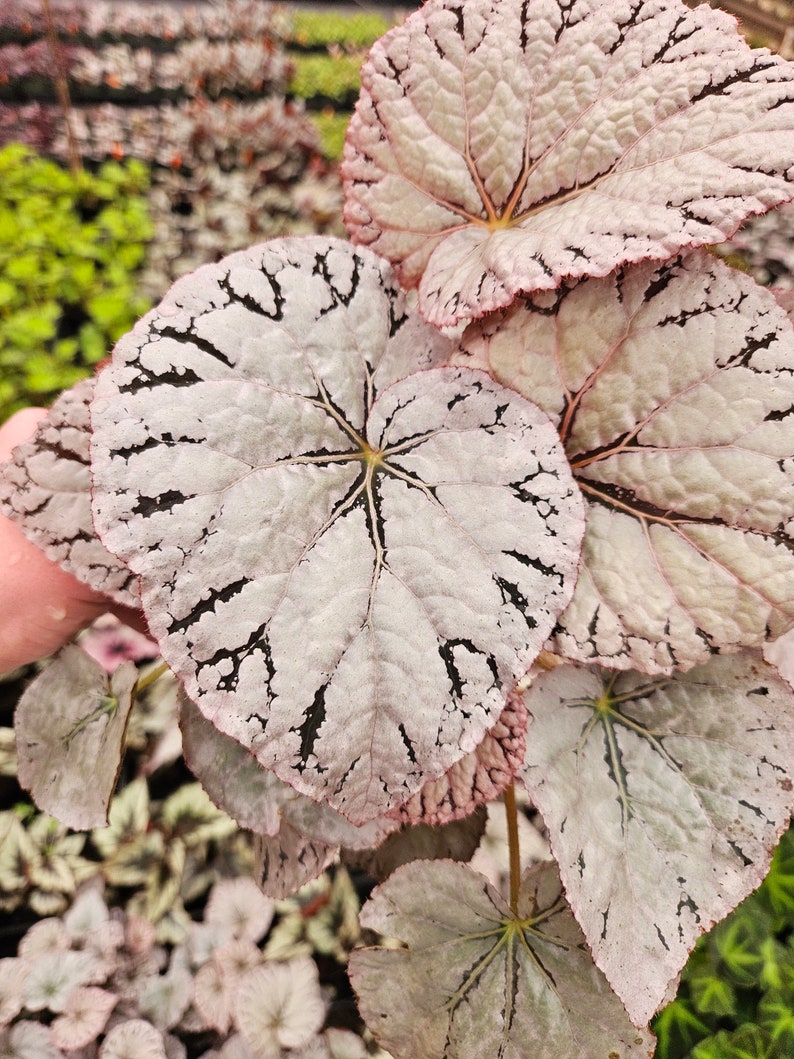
{"left": 3, "top": 0, "right": 794, "bottom": 1056}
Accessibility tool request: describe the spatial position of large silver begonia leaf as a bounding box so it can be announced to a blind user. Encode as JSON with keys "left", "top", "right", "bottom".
{"left": 519, "top": 651, "right": 794, "bottom": 1026}
{"left": 343, "top": 0, "right": 794, "bottom": 326}
{"left": 349, "top": 858, "right": 655, "bottom": 1059}
{"left": 90, "top": 237, "right": 584, "bottom": 824}
{"left": 455, "top": 251, "right": 794, "bottom": 672}
{"left": 0, "top": 378, "right": 139, "bottom": 608}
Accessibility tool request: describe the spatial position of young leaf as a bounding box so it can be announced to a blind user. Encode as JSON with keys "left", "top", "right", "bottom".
{"left": 91, "top": 236, "right": 583, "bottom": 823}
{"left": 519, "top": 652, "right": 794, "bottom": 1026}
{"left": 456, "top": 252, "right": 794, "bottom": 672}
{"left": 15, "top": 645, "right": 137, "bottom": 830}
{"left": 343, "top": 0, "right": 794, "bottom": 327}
{"left": 349, "top": 858, "right": 655, "bottom": 1059}
{"left": 0, "top": 378, "right": 139, "bottom": 608}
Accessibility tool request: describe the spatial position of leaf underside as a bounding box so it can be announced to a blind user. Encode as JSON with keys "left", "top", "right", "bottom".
{"left": 0, "top": 378, "right": 139, "bottom": 608}
{"left": 387, "top": 689, "right": 528, "bottom": 827}
{"left": 90, "top": 236, "right": 583, "bottom": 824}
{"left": 350, "top": 858, "right": 656, "bottom": 1059}
{"left": 342, "top": 0, "right": 794, "bottom": 326}
{"left": 253, "top": 824, "right": 337, "bottom": 901}
{"left": 456, "top": 251, "right": 794, "bottom": 673}
{"left": 15, "top": 644, "right": 137, "bottom": 829}
{"left": 520, "top": 652, "right": 794, "bottom": 1026}
{"left": 343, "top": 809, "right": 487, "bottom": 882}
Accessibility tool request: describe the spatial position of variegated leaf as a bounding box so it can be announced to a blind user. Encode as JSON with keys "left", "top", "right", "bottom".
{"left": 16, "top": 644, "right": 137, "bottom": 829}
{"left": 519, "top": 652, "right": 794, "bottom": 1025}
{"left": 343, "top": 0, "right": 794, "bottom": 326}
{"left": 456, "top": 252, "right": 794, "bottom": 672}
{"left": 0, "top": 378, "right": 139, "bottom": 607}
{"left": 90, "top": 236, "right": 583, "bottom": 823}
{"left": 387, "top": 690, "right": 528, "bottom": 827}
{"left": 350, "top": 858, "right": 655, "bottom": 1059}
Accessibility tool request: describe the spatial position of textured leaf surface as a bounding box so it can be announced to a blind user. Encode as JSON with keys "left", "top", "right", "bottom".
{"left": 16, "top": 644, "right": 137, "bottom": 829}
{"left": 456, "top": 252, "right": 794, "bottom": 672}
{"left": 388, "top": 690, "right": 527, "bottom": 826}
{"left": 91, "top": 236, "right": 583, "bottom": 823}
{"left": 350, "top": 858, "right": 655, "bottom": 1059}
{"left": 343, "top": 0, "right": 794, "bottom": 326}
{"left": 519, "top": 652, "right": 794, "bottom": 1026}
{"left": 179, "top": 692, "right": 397, "bottom": 848}
{"left": 0, "top": 378, "right": 139, "bottom": 607}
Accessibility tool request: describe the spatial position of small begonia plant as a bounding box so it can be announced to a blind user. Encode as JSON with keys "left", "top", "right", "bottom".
{"left": 2, "top": 0, "right": 794, "bottom": 1055}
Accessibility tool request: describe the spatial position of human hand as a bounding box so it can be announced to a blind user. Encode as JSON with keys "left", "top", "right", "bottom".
{"left": 0, "top": 407, "right": 147, "bottom": 674}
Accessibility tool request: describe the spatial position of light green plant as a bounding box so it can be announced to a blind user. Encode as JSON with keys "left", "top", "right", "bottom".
{"left": 288, "top": 53, "right": 363, "bottom": 106}
{"left": 0, "top": 144, "right": 153, "bottom": 419}
{"left": 289, "top": 10, "right": 392, "bottom": 51}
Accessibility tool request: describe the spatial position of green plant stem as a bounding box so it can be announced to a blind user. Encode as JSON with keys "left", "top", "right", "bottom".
{"left": 134, "top": 660, "right": 170, "bottom": 697}
{"left": 504, "top": 781, "right": 521, "bottom": 916}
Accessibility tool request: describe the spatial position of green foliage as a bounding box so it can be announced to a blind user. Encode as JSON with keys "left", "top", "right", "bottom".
{"left": 654, "top": 826, "right": 794, "bottom": 1059}
{"left": 288, "top": 53, "right": 363, "bottom": 106}
{"left": 0, "top": 144, "right": 153, "bottom": 419}
{"left": 310, "top": 109, "right": 352, "bottom": 161}
{"left": 289, "top": 10, "right": 393, "bottom": 50}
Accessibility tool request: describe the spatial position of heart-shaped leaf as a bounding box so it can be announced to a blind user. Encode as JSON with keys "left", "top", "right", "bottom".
{"left": 15, "top": 644, "right": 137, "bottom": 829}
{"left": 0, "top": 378, "right": 139, "bottom": 608}
{"left": 456, "top": 252, "right": 794, "bottom": 672}
{"left": 519, "top": 651, "right": 794, "bottom": 1026}
{"left": 350, "top": 858, "right": 656, "bottom": 1059}
{"left": 343, "top": 0, "right": 794, "bottom": 326}
{"left": 90, "top": 236, "right": 584, "bottom": 824}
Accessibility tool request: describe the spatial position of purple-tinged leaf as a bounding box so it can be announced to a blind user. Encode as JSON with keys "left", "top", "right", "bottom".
{"left": 343, "top": 809, "right": 486, "bottom": 882}
{"left": 253, "top": 823, "right": 337, "bottom": 900}
{"left": 456, "top": 252, "right": 794, "bottom": 672}
{"left": 179, "top": 693, "right": 398, "bottom": 848}
{"left": 519, "top": 651, "right": 794, "bottom": 1026}
{"left": 91, "top": 236, "right": 583, "bottom": 823}
{"left": 15, "top": 645, "right": 137, "bottom": 829}
{"left": 388, "top": 690, "right": 527, "bottom": 827}
{"left": 343, "top": 0, "right": 794, "bottom": 327}
{"left": 350, "top": 859, "right": 656, "bottom": 1059}
{"left": 0, "top": 378, "right": 139, "bottom": 608}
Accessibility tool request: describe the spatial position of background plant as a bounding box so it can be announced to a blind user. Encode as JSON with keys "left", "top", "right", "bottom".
{"left": 0, "top": 143, "right": 152, "bottom": 419}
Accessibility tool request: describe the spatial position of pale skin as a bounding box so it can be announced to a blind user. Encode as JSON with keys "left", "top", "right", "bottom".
{"left": 0, "top": 407, "right": 147, "bottom": 674}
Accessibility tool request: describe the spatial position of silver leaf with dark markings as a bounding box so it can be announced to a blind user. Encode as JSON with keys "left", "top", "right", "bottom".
{"left": 456, "top": 251, "right": 794, "bottom": 673}
{"left": 90, "top": 237, "right": 584, "bottom": 824}
{"left": 343, "top": 0, "right": 794, "bottom": 326}
{"left": 520, "top": 651, "right": 794, "bottom": 1025}
{"left": 0, "top": 377, "right": 139, "bottom": 607}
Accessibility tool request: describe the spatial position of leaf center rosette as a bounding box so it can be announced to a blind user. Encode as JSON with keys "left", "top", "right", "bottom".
{"left": 90, "top": 237, "right": 584, "bottom": 823}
